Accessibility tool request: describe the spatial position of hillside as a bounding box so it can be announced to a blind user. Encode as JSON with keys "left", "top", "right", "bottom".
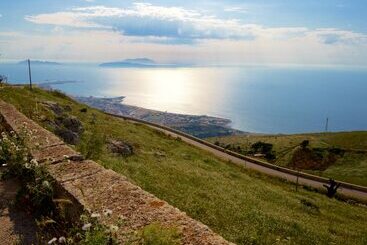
{"left": 1, "top": 85, "right": 367, "bottom": 244}
{"left": 208, "top": 132, "right": 367, "bottom": 186}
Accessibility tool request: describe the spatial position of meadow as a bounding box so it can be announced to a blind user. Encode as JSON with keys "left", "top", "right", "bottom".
{"left": 1, "top": 86, "right": 366, "bottom": 244}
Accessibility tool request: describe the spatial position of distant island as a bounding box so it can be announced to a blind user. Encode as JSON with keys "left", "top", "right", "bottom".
{"left": 18, "top": 60, "right": 62, "bottom": 66}
{"left": 99, "top": 58, "right": 188, "bottom": 68}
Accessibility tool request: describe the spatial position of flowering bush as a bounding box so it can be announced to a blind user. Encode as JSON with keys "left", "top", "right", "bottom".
{"left": 0, "top": 129, "right": 117, "bottom": 244}
{"left": 0, "top": 130, "right": 30, "bottom": 177}
{"left": 78, "top": 213, "right": 118, "bottom": 245}
{"left": 0, "top": 129, "right": 55, "bottom": 215}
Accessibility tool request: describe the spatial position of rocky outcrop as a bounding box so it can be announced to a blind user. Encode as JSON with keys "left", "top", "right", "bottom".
{"left": 53, "top": 115, "right": 84, "bottom": 145}
{"left": 41, "top": 101, "right": 84, "bottom": 145}
{"left": 107, "top": 139, "right": 134, "bottom": 156}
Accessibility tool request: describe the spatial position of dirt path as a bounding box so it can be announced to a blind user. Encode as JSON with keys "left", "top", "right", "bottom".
{"left": 0, "top": 168, "right": 38, "bottom": 245}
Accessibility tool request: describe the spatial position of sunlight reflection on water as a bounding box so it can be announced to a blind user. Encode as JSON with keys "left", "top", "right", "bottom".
{"left": 1, "top": 63, "right": 366, "bottom": 133}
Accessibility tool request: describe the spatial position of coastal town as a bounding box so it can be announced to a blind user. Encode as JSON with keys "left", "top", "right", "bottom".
{"left": 76, "top": 96, "right": 243, "bottom": 138}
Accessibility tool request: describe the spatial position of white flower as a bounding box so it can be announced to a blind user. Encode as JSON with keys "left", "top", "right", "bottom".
{"left": 109, "top": 225, "right": 119, "bottom": 233}
{"left": 82, "top": 223, "right": 92, "bottom": 231}
{"left": 1, "top": 132, "right": 7, "bottom": 138}
{"left": 48, "top": 237, "right": 57, "bottom": 244}
{"left": 23, "top": 157, "right": 28, "bottom": 161}
{"left": 42, "top": 180, "right": 50, "bottom": 189}
{"left": 91, "top": 213, "right": 101, "bottom": 218}
{"left": 24, "top": 162, "right": 31, "bottom": 169}
{"left": 63, "top": 155, "right": 69, "bottom": 160}
{"left": 103, "top": 209, "right": 113, "bottom": 216}
{"left": 58, "top": 236, "right": 66, "bottom": 243}
{"left": 30, "top": 159, "right": 38, "bottom": 166}
{"left": 1, "top": 164, "right": 7, "bottom": 167}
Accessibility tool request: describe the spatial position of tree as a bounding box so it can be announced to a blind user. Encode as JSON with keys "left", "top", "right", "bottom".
{"left": 323, "top": 179, "right": 341, "bottom": 198}
{"left": 300, "top": 140, "right": 309, "bottom": 149}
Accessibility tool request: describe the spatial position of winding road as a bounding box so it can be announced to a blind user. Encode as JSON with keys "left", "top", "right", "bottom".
{"left": 107, "top": 113, "right": 367, "bottom": 203}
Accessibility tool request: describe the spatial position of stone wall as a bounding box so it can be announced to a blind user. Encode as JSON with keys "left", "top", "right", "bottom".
{"left": 0, "top": 99, "right": 231, "bottom": 244}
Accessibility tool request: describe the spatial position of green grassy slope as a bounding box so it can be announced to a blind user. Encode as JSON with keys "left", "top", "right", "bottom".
{"left": 208, "top": 132, "right": 367, "bottom": 186}
{"left": 1, "top": 86, "right": 367, "bottom": 244}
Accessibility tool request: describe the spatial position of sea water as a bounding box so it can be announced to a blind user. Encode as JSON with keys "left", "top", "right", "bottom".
{"left": 1, "top": 63, "right": 366, "bottom": 134}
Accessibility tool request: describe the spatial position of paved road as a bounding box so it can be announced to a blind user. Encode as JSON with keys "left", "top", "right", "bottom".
{"left": 116, "top": 116, "right": 367, "bottom": 202}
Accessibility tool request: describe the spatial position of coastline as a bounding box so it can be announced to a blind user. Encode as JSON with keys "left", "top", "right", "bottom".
{"left": 75, "top": 96, "right": 246, "bottom": 138}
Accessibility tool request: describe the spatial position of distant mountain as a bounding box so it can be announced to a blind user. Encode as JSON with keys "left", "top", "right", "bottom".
{"left": 99, "top": 58, "right": 191, "bottom": 68}
{"left": 124, "top": 58, "right": 155, "bottom": 65}
{"left": 99, "top": 58, "right": 157, "bottom": 68}
{"left": 18, "top": 60, "right": 62, "bottom": 66}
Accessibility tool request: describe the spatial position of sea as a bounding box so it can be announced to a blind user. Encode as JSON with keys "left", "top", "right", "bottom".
{"left": 1, "top": 63, "right": 366, "bottom": 134}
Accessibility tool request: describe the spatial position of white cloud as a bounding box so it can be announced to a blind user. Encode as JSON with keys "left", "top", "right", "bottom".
{"left": 224, "top": 7, "right": 248, "bottom": 13}
{"left": 24, "top": 3, "right": 367, "bottom": 46}
{"left": 25, "top": 10, "right": 106, "bottom": 28}
{"left": 0, "top": 32, "right": 22, "bottom": 37}
{"left": 3, "top": 3, "right": 365, "bottom": 65}
{"left": 2, "top": 28, "right": 367, "bottom": 67}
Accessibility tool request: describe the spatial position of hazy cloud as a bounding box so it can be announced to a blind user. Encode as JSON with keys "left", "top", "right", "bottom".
{"left": 5, "top": 2, "right": 365, "bottom": 65}
{"left": 24, "top": 3, "right": 367, "bottom": 47}
{"left": 224, "top": 7, "right": 248, "bottom": 13}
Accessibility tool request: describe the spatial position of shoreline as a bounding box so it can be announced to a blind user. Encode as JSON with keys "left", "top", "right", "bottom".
{"left": 75, "top": 96, "right": 246, "bottom": 138}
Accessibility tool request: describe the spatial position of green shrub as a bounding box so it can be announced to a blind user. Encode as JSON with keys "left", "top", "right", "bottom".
{"left": 300, "top": 140, "right": 310, "bottom": 149}
{"left": 78, "top": 127, "right": 105, "bottom": 160}
{"left": 50, "top": 89, "right": 72, "bottom": 101}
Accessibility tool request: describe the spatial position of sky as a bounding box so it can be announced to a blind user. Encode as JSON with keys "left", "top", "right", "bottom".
{"left": 0, "top": 0, "right": 367, "bottom": 66}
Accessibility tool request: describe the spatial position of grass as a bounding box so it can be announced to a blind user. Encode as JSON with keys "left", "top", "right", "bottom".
{"left": 209, "top": 132, "right": 367, "bottom": 186}
{"left": 137, "top": 223, "right": 181, "bottom": 245}
{"left": 1, "top": 86, "right": 367, "bottom": 244}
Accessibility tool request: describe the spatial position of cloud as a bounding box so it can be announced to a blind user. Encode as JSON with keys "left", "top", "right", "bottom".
{"left": 9, "top": 2, "right": 367, "bottom": 65}
{"left": 23, "top": 4, "right": 259, "bottom": 41}
{"left": 2, "top": 27, "right": 367, "bottom": 67}
{"left": 25, "top": 12, "right": 102, "bottom": 28}
{"left": 24, "top": 3, "right": 367, "bottom": 47}
{"left": 312, "top": 28, "right": 367, "bottom": 45}
{"left": 224, "top": 7, "right": 248, "bottom": 13}
{"left": 0, "top": 32, "right": 22, "bottom": 38}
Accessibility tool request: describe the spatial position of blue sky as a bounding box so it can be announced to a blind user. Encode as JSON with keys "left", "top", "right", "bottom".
{"left": 0, "top": 0, "right": 367, "bottom": 65}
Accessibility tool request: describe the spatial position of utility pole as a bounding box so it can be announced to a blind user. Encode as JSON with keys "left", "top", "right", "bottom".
{"left": 28, "top": 59, "right": 32, "bottom": 90}
{"left": 325, "top": 117, "right": 329, "bottom": 132}
{"left": 295, "top": 169, "right": 299, "bottom": 192}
